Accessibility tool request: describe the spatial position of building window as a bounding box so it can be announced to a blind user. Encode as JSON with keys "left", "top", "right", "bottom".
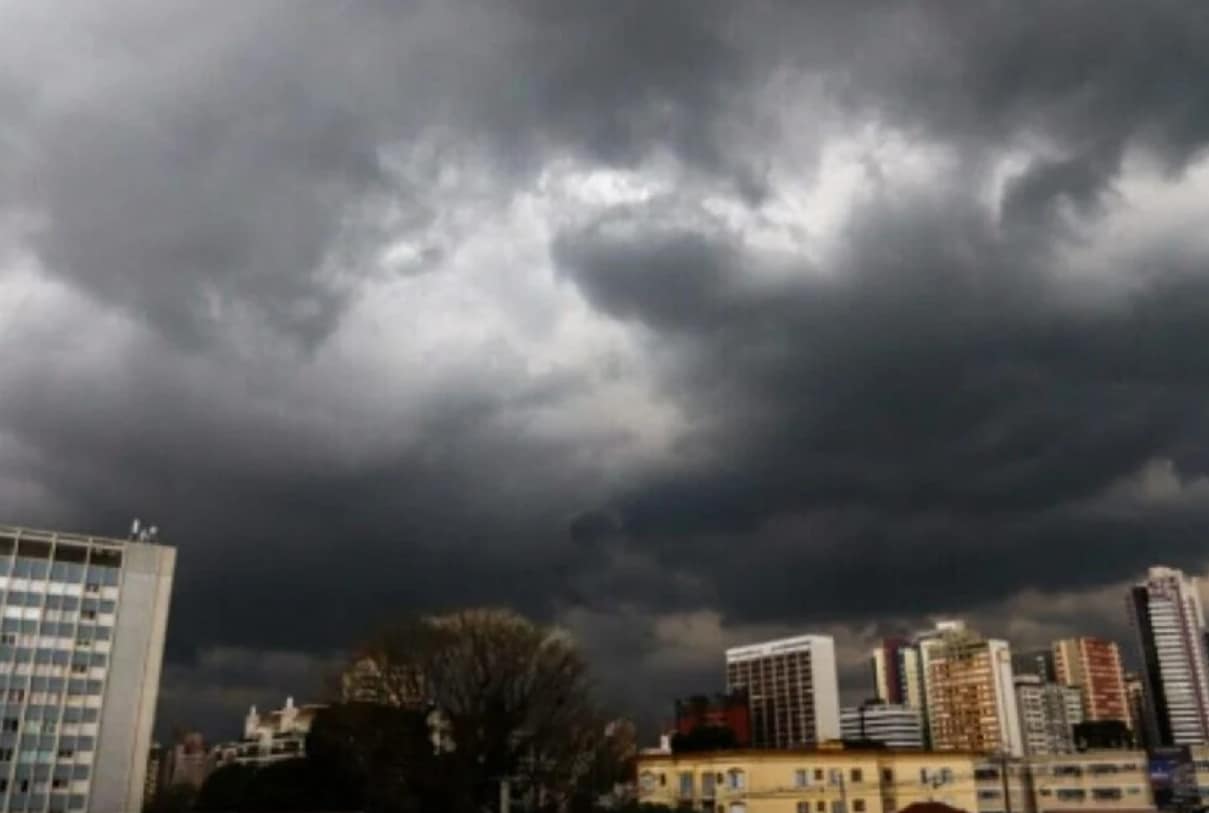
{"left": 702, "top": 773, "right": 716, "bottom": 797}
{"left": 814, "top": 769, "right": 825, "bottom": 782}
{"left": 727, "top": 769, "right": 746, "bottom": 790}
{"left": 1092, "top": 788, "right": 1123, "bottom": 801}
{"left": 1056, "top": 789, "right": 1086, "bottom": 801}
{"left": 2, "top": 718, "right": 17, "bottom": 732}
{"left": 829, "top": 769, "right": 843, "bottom": 786}
{"left": 975, "top": 768, "right": 1000, "bottom": 781}
{"left": 1089, "top": 764, "right": 1120, "bottom": 775}
{"left": 850, "top": 769, "right": 862, "bottom": 784}
{"left": 816, "top": 802, "right": 826, "bottom": 812}
{"left": 1053, "top": 765, "right": 1083, "bottom": 777}
{"left": 882, "top": 769, "right": 893, "bottom": 784}
{"left": 680, "top": 772, "right": 694, "bottom": 797}
{"left": 798, "top": 803, "right": 811, "bottom": 813}
{"left": 795, "top": 769, "right": 809, "bottom": 788}
{"left": 979, "top": 790, "right": 1002, "bottom": 800}
{"left": 853, "top": 800, "right": 865, "bottom": 812}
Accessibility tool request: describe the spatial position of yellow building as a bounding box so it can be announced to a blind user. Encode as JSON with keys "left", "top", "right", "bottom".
{"left": 1025, "top": 751, "right": 1153, "bottom": 813}
{"left": 636, "top": 748, "right": 1155, "bottom": 813}
{"left": 636, "top": 748, "right": 980, "bottom": 813}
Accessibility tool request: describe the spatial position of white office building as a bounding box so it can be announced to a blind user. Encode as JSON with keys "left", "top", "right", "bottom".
{"left": 840, "top": 702, "right": 923, "bottom": 748}
{"left": 0, "top": 525, "right": 175, "bottom": 813}
{"left": 725, "top": 635, "right": 840, "bottom": 748}
{"left": 1129, "top": 566, "right": 1209, "bottom": 745}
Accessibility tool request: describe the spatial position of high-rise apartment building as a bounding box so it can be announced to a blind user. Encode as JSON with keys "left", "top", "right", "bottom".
{"left": 1013, "top": 673, "right": 1082, "bottom": 755}
{"left": 0, "top": 525, "right": 175, "bottom": 813}
{"left": 725, "top": 635, "right": 840, "bottom": 748}
{"left": 1053, "top": 637, "right": 1130, "bottom": 724}
{"left": 840, "top": 701, "right": 923, "bottom": 748}
{"left": 916, "top": 621, "right": 1023, "bottom": 755}
{"left": 1125, "top": 672, "right": 1153, "bottom": 749}
{"left": 1128, "top": 566, "right": 1209, "bottom": 745}
{"left": 871, "top": 638, "right": 922, "bottom": 709}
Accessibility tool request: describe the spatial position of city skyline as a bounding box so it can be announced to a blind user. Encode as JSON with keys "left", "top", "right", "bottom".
{"left": 5, "top": 0, "right": 1209, "bottom": 744}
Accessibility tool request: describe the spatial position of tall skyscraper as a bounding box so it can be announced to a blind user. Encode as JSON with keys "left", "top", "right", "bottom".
{"left": 1013, "top": 673, "right": 1082, "bottom": 755}
{"left": 1128, "top": 566, "right": 1209, "bottom": 745}
{"left": 725, "top": 635, "right": 840, "bottom": 748}
{"left": 0, "top": 525, "right": 176, "bottom": 813}
{"left": 1052, "top": 637, "right": 1130, "bottom": 724}
{"left": 916, "top": 621, "right": 1023, "bottom": 755}
{"left": 871, "top": 638, "right": 922, "bottom": 709}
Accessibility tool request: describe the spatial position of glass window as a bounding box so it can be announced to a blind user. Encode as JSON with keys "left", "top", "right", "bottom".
{"left": 853, "top": 800, "right": 865, "bottom": 812}
{"left": 727, "top": 769, "right": 746, "bottom": 789}
{"left": 795, "top": 769, "right": 809, "bottom": 787}
{"left": 850, "top": 769, "right": 862, "bottom": 783}
{"left": 678, "top": 772, "right": 693, "bottom": 797}
{"left": 798, "top": 804, "right": 810, "bottom": 813}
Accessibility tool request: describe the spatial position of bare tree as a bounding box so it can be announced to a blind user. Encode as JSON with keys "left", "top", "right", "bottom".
{"left": 341, "top": 607, "right": 604, "bottom": 812}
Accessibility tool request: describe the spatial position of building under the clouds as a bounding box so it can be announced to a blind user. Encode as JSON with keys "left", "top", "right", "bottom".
{"left": 871, "top": 637, "right": 923, "bottom": 710}
{"left": 1012, "top": 673, "right": 1082, "bottom": 756}
{"left": 840, "top": 701, "right": 923, "bottom": 749}
{"left": 725, "top": 634, "right": 840, "bottom": 749}
{"left": 915, "top": 620, "right": 1024, "bottom": 756}
{"left": 213, "top": 696, "right": 326, "bottom": 769}
{"left": 1129, "top": 565, "right": 1209, "bottom": 746}
{"left": 1053, "top": 636, "right": 1131, "bottom": 727}
{"left": 0, "top": 525, "right": 175, "bottom": 813}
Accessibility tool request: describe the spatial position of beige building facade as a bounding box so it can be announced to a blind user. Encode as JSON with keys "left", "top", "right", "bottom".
{"left": 636, "top": 748, "right": 1154, "bottom": 813}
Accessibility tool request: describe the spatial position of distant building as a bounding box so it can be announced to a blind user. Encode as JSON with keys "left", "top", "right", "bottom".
{"left": 1128, "top": 566, "right": 1209, "bottom": 745}
{"left": 840, "top": 702, "right": 923, "bottom": 749}
{"left": 636, "top": 746, "right": 1155, "bottom": 813}
{"left": 0, "top": 524, "right": 176, "bottom": 813}
{"left": 165, "top": 731, "right": 213, "bottom": 790}
{"left": 1124, "top": 673, "right": 1152, "bottom": 749}
{"left": 340, "top": 655, "right": 426, "bottom": 707}
{"left": 916, "top": 621, "right": 1023, "bottom": 755}
{"left": 213, "top": 697, "right": 326, "bottom": 768}
{"left": 674, "top": 691, "right": 751, "bottom": 746}
{"left": 1012, "top": 649, "right": 1056, "bottom": 682}
{"left": 1053, "top": 637, "right": 1130, "bottom": 725}
{"left": 725, "top": 635, "right": 840, "bottom": 748}
{"left": 1014, "top": 674, "right": 1082, "bottom": 755}
{"left": 872, "top": 638, "right": 923, "bottom": 709}
{"left": 144, "top": 743, "right": 163, "bottom": 805}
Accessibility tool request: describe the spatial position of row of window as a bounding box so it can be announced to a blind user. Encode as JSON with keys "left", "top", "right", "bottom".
{"left": 0, "top": 649, "right": 108, "bottom": 667}
{"left": 0, "top": 707, "right": 100, "bottom": 724}
{"left": 1036, "top": 786, "right": 1143, "bottom": 800}
{"left": 0, "top": 560, "right": 120, "bottom": 585}
{"left": 652, "top": 766, "right": 960, "bottom": 797}
{"left": 1049, "top": 762, "right": 1140, "bottom": 777}
{"left": 0, "top": 675, "right": 107, "bottom": 695}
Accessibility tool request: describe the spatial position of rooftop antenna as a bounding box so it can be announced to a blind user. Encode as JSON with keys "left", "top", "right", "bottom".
{"left": 130, "top": 519, "right": 160, "bottom": 544}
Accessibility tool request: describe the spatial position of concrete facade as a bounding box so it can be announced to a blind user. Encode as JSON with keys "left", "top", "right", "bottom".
{"left": 0, "top": 525, "right": 175, "bottom": 813}
{"left": 726, "top": 636, "right": 841, "bottom": 749}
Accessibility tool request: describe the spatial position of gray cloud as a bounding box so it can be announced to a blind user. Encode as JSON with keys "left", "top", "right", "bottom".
{"left": 4, "top": 0, "right": 1209, "bottom": 737}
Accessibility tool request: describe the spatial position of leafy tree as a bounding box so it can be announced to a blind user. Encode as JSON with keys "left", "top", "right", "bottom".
{"left": 306, "top": 701, "right": 465, "bottom": 812}
{"left": 347, "top": 608, "right": 602, "bottom": 812}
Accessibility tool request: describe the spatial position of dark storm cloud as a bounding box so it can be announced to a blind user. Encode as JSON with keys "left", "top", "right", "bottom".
{"left": 4, "top": 0, "right": 1209, "bottom": 735}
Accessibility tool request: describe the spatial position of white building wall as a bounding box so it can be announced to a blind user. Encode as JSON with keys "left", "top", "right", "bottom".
{"left": 810, "top": 636, "right": 841, "bottom": 743}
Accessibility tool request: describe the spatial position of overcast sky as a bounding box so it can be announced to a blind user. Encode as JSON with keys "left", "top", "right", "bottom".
{"left": 4, "top": 0, "right": 1209, "bottom": 740}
